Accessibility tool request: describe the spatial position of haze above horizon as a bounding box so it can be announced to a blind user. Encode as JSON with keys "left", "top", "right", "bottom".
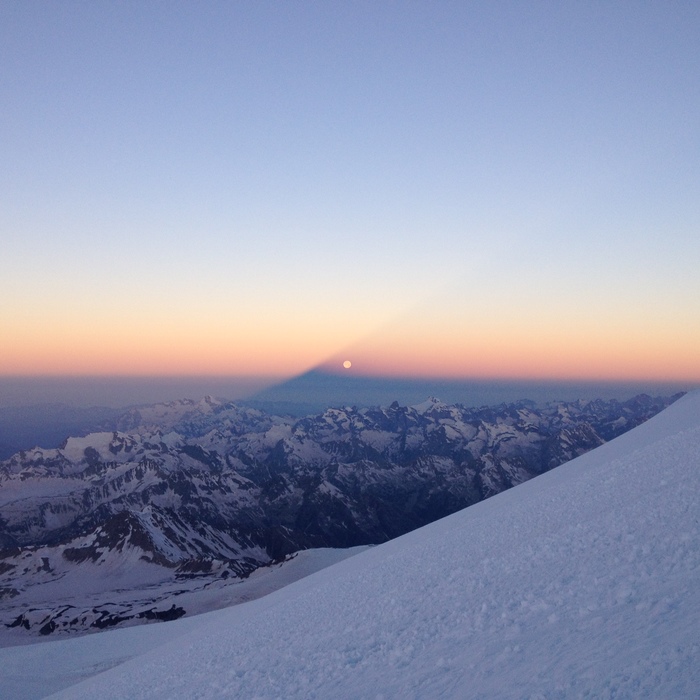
{"left": 2, "top": 3, "right": 699, "bottom": 390}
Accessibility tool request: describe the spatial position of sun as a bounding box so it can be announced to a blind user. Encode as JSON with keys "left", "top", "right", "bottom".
{"left": 343, "top": 360, "right": 352, "bottom": 369}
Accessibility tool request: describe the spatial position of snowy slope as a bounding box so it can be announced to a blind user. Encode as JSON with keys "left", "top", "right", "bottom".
{"left": 32, "top": 389, "right": 700, "bottom": 699}
{"left": 0, "top": 546, "right": 368, "bottom": 699}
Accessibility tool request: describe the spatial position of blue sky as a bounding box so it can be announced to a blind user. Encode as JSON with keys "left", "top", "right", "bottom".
{"left": 1, "top": 1, "right": 699, "bottom": 384}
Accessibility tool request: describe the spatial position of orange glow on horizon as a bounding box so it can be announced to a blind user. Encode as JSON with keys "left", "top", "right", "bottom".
{"left": 320, "top": 318, "right": 700, "bottom": 383}
{"left": 0, "top": 311, "right": 349, "bottom": 377}
{"left": 3, "top": 331, "right": 699, "bottom": 382}
{"left": 2, "top": 297, "right": 699, "bottom": 383}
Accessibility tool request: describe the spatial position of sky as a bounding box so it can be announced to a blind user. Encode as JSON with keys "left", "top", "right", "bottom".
{"left": 2, "top": 1, "right": 699, "bottom": 392}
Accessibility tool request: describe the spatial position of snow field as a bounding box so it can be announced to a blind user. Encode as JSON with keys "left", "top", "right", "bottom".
{"left": 0, "top": 547, "right": 369, "bottom": 699}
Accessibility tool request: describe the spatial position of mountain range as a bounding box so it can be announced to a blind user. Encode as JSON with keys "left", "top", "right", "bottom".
{"left": 0, "top": 392, "right": 680, "bottom": 640}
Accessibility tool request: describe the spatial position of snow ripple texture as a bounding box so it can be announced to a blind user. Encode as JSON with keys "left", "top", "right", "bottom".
{"left": 35, "top": 392, "right": 700, "bottom": 698}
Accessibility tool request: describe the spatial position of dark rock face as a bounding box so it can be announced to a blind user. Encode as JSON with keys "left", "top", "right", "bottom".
{"left": 0, "top": 393, "right": 682, "bottom": 577}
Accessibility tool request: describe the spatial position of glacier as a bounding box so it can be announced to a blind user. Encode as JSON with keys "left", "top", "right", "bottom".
{"left": 2, "top": 390, "right": 698, "bottom": 698}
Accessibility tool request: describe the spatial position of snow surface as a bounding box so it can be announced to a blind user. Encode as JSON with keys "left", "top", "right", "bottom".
{"left": 5, "top": 391, "right": 700, "bottom": 698}
{"left": 0, "top": 547, "right": 368, "bottom": 697}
